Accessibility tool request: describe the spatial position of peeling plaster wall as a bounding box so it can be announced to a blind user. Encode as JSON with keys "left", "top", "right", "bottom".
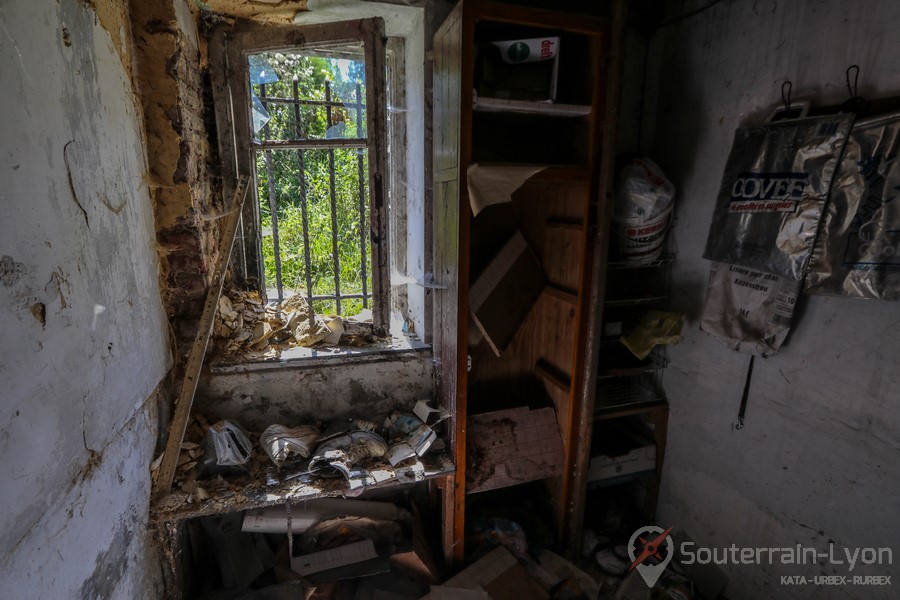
{"left": 0, "top": 0, "right": 170, "bottom": 597}
{"left": 642, "top": 1, "right": 900, "bottom": 597}
{"left": 130, "top": 0, "right": 221, "bottom": 353}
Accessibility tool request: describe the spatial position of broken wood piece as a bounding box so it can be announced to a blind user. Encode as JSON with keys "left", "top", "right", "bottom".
{"left": 469, "top": 231, "right": 546, "bottom": 357}
{"left": 152, "top": 177, "right": 249, "bottom": 499}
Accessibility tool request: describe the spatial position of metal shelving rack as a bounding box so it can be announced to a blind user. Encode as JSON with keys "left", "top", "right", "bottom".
{"left": 589, "top": 238, "right": 674, "bottom": 520}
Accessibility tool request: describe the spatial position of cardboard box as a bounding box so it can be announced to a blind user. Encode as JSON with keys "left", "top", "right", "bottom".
{"left": 475, "top": 37, "right": 560, "bottom": 102}
{"left": 428, "top": 546, "right": 549, "bottom": 600}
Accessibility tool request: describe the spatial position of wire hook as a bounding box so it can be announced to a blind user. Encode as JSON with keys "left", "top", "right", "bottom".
{"left": 781, "top": 81, "right": 792, "bottom": 114}
{"left": 846, "top": 65, "right": 860, "bottom": 100}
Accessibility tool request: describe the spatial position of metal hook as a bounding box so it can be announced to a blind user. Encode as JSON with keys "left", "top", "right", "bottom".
{"left": 846, "top": 65, "right": 860, "bottom": 99}
{"left": 781, "top": 81, "right": 792, "bottom": 114}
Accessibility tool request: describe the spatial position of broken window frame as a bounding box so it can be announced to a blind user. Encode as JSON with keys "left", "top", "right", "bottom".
{"left": 209, "top": 18, "right": 390, "bottom": 334}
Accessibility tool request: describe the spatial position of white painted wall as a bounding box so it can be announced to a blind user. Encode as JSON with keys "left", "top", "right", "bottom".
{"left": 0, "top": 0, "right": 170, "bottom": 596}
{"left": 642, "top": 1, "right": 900, "bottom": 597}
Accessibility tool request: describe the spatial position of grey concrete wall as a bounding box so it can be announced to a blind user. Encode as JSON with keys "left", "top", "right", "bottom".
{"left": 198, "top": 351, "right": 433, "bottom": 430}
{"left": 0, "top": 0, "right": 171, "bottom": 596}
{"left": 642, "top": 1, "right": 900, "bottom": 597}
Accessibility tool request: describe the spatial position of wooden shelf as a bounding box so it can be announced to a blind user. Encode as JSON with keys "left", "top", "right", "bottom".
{"left": 474, "top": 96, "right": 591, "bottom": 117}
{"left": 152, "top": 453, "right": 454, "bottom": 523}
{"left": 535, "top": 358, "right": 572, "bottom": 393}
{"left": 432, "top": 0, "right": 608, "bottom": 565}
{"left": 468, "top": 163, "right": 591, "bottom": 182}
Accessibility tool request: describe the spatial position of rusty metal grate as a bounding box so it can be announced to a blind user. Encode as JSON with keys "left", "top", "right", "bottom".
{"left": 255, "top": 78, "right": 371, "bottom": 315}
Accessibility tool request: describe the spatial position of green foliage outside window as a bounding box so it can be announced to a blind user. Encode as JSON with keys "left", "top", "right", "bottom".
{"left": 251, "top": 49, "right": 371, "bottom": 317}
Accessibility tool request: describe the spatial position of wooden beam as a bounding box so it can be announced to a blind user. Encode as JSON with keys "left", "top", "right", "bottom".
{"left": 153, "top": 177, "right": 249, "bottom": 498}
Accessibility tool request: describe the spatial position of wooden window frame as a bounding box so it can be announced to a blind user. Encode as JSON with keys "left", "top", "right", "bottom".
{"left": 209, "top": 18, "right": 390, "bottom": 333}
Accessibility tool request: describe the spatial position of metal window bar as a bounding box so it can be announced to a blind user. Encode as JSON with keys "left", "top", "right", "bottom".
{"left": 325, "top": 80, "right": 342, "bottom": 315}
{"left": 259, "top": 83, "right": 284, "bottom": 303}
{"left": 292, "top": 79, "right": 314, "bottom": 309}
{"left": 355, "top": 81, "right": 368, "bottom": 309}
{"left": 257, "top": 78, "right": 372, "bottom": 315}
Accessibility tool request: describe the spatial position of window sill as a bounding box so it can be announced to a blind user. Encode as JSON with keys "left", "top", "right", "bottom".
{"left": 208, "top": 334, "right": 431, "bottom": 374}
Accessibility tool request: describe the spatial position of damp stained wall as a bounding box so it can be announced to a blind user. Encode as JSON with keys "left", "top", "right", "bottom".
{"left": 0, "top": 0, "right": 170, "bottom": 596}
{"left": 642, "top": 1, "right": 900, "bottom": 597}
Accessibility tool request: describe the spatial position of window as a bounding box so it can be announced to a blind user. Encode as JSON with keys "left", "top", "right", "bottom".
{"left": 210, "top": 19, "right": 390, "bottom": 334}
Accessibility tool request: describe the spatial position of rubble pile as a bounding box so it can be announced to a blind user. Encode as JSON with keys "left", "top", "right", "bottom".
{"left": 211, "top": 290, "right": 380, "bottom": 362}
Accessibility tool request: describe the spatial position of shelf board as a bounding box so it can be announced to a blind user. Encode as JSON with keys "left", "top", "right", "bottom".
{"left": 535, "top": 358, "right": 572, "bottom": 393}
{"left": 152, "top": 452, "right": 455, "bottom": 523}
{"left": 603, "top": 294, "right": 668, "bottom": 307}
{"left": 607, "top": 254, "right": 675, "bottom": 270}
{"left": 474, "top": 96, "right": 591, "bottom": 117}
{"left": 469, "top": 162, "right": 591, "bottom": 181}
{"left": 543, "top": 282, "right": 579, "bottom": 305}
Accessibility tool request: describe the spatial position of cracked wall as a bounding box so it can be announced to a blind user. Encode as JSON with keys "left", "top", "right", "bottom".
{"left": 0, "top": 0, "right": 170, "bottom": 596}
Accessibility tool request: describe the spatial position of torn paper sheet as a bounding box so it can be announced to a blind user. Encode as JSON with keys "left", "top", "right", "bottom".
{"left": 413, "top": 399, "right": 451, "bottom": 426}
{"left": 466, "top": 164, "right": 547, "bottom": 216}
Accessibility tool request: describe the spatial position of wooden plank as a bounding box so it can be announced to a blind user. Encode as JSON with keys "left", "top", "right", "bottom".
{"left": 535, "top": 358, "right": 572, "bottom": 394}
{"left": 472, "top": 0, "right": 607, "bottom": 35}
{"left": 153, "top": 177, "right": 249, "bottom": 498}
{"left": 431, "top": 1, "right": 464, "bottom": 568}
{"left": 566, "top": 0, "right": 627, "bottom": 555}
{"left": 470, "top": 232, "right": 545, "bottom": 357}
{"left": 363, "top": 18, "right": 391, "bottom": 334}
{"left": 544, "top": 282, "right": 579, "bottom": 305}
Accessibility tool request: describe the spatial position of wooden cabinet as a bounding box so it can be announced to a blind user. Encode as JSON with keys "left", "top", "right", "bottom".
{"left": 431, "top": 0, "right": 623, "bottom": 564}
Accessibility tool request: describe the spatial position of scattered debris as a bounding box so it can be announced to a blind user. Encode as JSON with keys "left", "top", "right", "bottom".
{"left": 201, "top": 420, "right": 253, "bottom": 475}
{"left": 260, "top": 424, "right": 321, "bottom": 467}
{"left": 384, "top": 412, "right": 438, "bottom": 467}
{"left": 308, "top": 431, "right": 389, "bottom": 482}
{"left": 211, "top": 289, "right": 383, "bottom": 362}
